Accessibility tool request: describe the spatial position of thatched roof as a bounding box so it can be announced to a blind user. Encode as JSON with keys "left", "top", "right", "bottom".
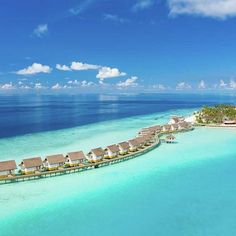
{"left": 118, "top": 141, "right": 130, "bottom": 149}
{"left": 45, "top": 154, "right": 65, "bottom": 165}
{"left": 20, "top": 157, "right": 43, "bottom": 168}
{"left": 0, "top": 160, "right": 17, "bottom": 172}
{"left": 90, "top": 148, "right": 105, "bottom": 157}
{"left": 106, "top": 144, "right": 120, "bottom": 153}
{"left": 67, "top": 151, "right": 86, "bottom": 161}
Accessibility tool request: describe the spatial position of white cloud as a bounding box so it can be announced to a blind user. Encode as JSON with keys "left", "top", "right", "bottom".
{"left": 229, "top": 79, "right": 236, "bottom": 89}
{"left": 168, "top": 0, "right": 236, "bottom": 19}
{"left": 69, "top": 0, "right": 96, "bottom": 15}
{"left": 0, "top": 82, "right": 15, "bottom": 90}
{"left": 16, "top": 63, "right": 52, "bottom": 75}
{"left": 51, "top": 83, "right": 62, "bottom": 90}
{"left": 71, "top": 61, "right": 100, "bottom": 70}
{"left": 219, "top": 79, "right": 227, "bottom": 88}
{"left": 67, "top": 79, "right": 95, "bottom": 87}
{"left": 152, "top": 84, "right": 168, "bottom": 90}
{"left": 117, "top": 76, "right": 138, "bottom": 88}
{"left": 132, "top": 0, "right": 155, "bottom": 11}
{"left": 33, "top": 24, "right": 48, "bottom": 37}
{"left": 176, "top": 81, "right": 192, "bottom": 90}
{"left": 103, "top": 14, "right": 129, "bottom": 23}
{"left": 198, "top": 80, "right": 206, "bottom": 89}
{"left": 96, "top": 67, "right": 126, "bottom": 80}
{"left": 34, "top": 83, "right": 45, "bottom": 89}
{"left": 56, "top": 64, "right": 71, "bottom": 71}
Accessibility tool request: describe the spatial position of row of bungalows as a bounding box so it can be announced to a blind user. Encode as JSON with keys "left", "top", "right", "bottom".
{"left": 0, "top": 151, "right": 87, "bottom": 176}
{"left": 139, "top": 125, "right": 162, "bottom": 136}
{"left": 87, "top": 135, "right": 155, "bottom": 162}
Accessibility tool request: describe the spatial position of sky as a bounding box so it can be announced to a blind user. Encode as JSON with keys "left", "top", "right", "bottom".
{"left": 1, "top": 0, "right": 236, "bottom": 92}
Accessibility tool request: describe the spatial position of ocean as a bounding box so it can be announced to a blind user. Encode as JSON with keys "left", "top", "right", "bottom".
{"left": 1, "top": 93, "right": 236, "bottom": 236}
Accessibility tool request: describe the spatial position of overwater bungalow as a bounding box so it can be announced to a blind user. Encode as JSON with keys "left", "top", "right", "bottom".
{"left": 165, "top": 134, "right": 176, "bottom": 143}
{"left": 171, "top": 123, "right": 179, "bottom": 131}
{"left": 19, "top": 157, "right": 43, "bottom": 174}
{"left": 66, "top": 151, "right": 86, "bottom": 166}
{"left": 135, "top": 137, "right": 146, "bottom": 148}
{"left": 44, "top": 154, "right": 65, "bottom": 170}
{"left": 0, "top": 160, "right": 17, "bottom": 177}
{"left": 139, "top": 125, "right": 161, "bottom": 136}
{"left": 118, "top": 142, "right": 130, "bottom": 155}
{"left": 178, "top": 121, "right": 190, "bottom": 130}
{"left": 169, "top": 116, "right": 184, "bottom": 124}
{"left": 105, "top": 144, "right": 120, "bottom": 159}
{"left": 88, "top": 148, "right": 105, "bottom": 162}
{"left": 142, "top": 134, "right": 154, "bottom": 144}
{"left": 162, "top": 124, "right": 171, "bottom": 132}
{"left": 128, "top": 139, "right": 139, "bottom": 152}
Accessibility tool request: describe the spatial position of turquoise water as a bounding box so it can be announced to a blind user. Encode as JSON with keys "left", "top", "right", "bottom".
{"left": 1, "top": 109, "right": 236, "bottom": 235}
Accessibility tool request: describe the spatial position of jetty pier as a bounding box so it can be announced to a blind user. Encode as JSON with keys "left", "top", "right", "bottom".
{"left": 0, "top": 120, "right": 193, "bottom": 185}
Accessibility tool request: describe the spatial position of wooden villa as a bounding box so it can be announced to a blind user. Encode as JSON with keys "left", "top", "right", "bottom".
{"left": 169, "top": 116, "right": 184, "bottom": 124}
{"left": 19, "top": 157, "right": 43, "bottom": 174}
{"left": 162, "top": 124, "right": 171, "bottom": 132}
{"left": 105, "top": 144, "right": 120, "bottom": 159}
{"left": 44, "top": 154, "right": 65, "bottom": 170}
{"left": 128, "top": 139, "right": 139, "bottom": 152}
{"left": 171, "top": 123, "right": 179, "bottom": 131}
{"left": 165, "top": 134, "right": 176, "bottom": 143}
{"left": 88, "top": 148, "right": 105, "bottom": 162}
{"left": 66, "top": 151, "right": 86, "bottom": 167}
{"left": 0, "top": 160, "right": 17, "bottom": 177}
{"left": 118, "top": 141, "right": 130, "bottom": 155}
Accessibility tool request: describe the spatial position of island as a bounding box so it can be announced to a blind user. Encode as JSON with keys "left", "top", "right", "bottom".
{"left": 194, "top": 104, "right": 236, "bottom": 126}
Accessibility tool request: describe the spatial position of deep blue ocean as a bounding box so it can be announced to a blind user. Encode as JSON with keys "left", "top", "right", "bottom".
{"left": 0, "top": 92, "right": 235, "bottom": 138}
{"left": 1, "top": 92, "right": 236, "bottom": 236}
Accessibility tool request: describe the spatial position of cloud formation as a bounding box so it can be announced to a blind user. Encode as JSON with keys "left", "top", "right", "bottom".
{"left": 103, "top": 14, "right": 130, "bottom": 23}
{"left": 117, "top": 76, "right": 138, "bottom": 88}
{"left": 33, "top": 24, "right": 48, "bottom": 37}
{"left": 96, "top": 67, "right": 126, "bottom": 80}
{"left": 69, "top": 0, "right": 95, "bottom": 16}
{"left": 198, "top": 80, "right": 206, "bottom": 89}
{"left": 176, "top": 81, "right": 192, "bottom": 90}
{"left": 16, "top": 63, "right": 52, "bottom": 75}
{"left": 168, "top": 0, "right": 236, "bottom": 19}
{"left": 71, "top": 61, "right": 100, "bottom": 70}
{"left": 56, "top": 64, "right": 71, "bottom": 71}
{"left": 132, "top": 0, "right": 155, "bottom": 11}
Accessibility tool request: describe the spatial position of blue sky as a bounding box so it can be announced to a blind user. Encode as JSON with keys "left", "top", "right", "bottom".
{"left": 1, "top": 0, "right": 236, "bottom": 92}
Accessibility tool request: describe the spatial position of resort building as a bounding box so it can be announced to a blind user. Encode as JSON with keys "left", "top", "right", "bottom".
{"left": 0, "top": 160, "right": 17, "bottom": 177}
{"left": 139, "top": 125, "right": 162, "bottom": 136}
{"left": 118, "top": 142, "right": 130, "bottom": 155}
{"left": 88, "top": 148, "right": 105, "bottom": 162}
{"left": 142, "top": 134, "right": 154, "bottom": 144}
{"left": 223, "top": 120, "right": 236, "bottom": 125}
{"left": 43, "top": 154, "right": 65, "bottom": 170}
{"left": 105, "top": 145, "right": 120, "bottom": 158}
{"left": 165, "top": 134, "right": 176, "bottom": 143}
{"left": 19, "top": 157, "right": 43, "bottom": 174}
{"left": 162, "top": 124, "right": 171, "bottom": 132}
{"left": 135, "top": 137, "right": 146, "bottom": 148}
{"left": 169, "top": 116, "right": 184, "bottom": 124}
{"left": 66, "top": 151, "right": 86, "bottom": 166}
{"left": 171, "top": 123, "right": 179, "bottom": 131}
{"left": 128, "top": 139, "right": 139, "bottom": 152}
{"left": 178, "top": 121, "right": 190, "bottom": 130}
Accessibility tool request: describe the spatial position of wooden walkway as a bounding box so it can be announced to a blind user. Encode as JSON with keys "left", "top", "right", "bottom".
{"left": 0, "top": 128, "right": 193, "bottom": 185}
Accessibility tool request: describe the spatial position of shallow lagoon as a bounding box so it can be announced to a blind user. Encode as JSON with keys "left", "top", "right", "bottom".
{"left": 1, "top": 109, "right": 236, "bottom": 236}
